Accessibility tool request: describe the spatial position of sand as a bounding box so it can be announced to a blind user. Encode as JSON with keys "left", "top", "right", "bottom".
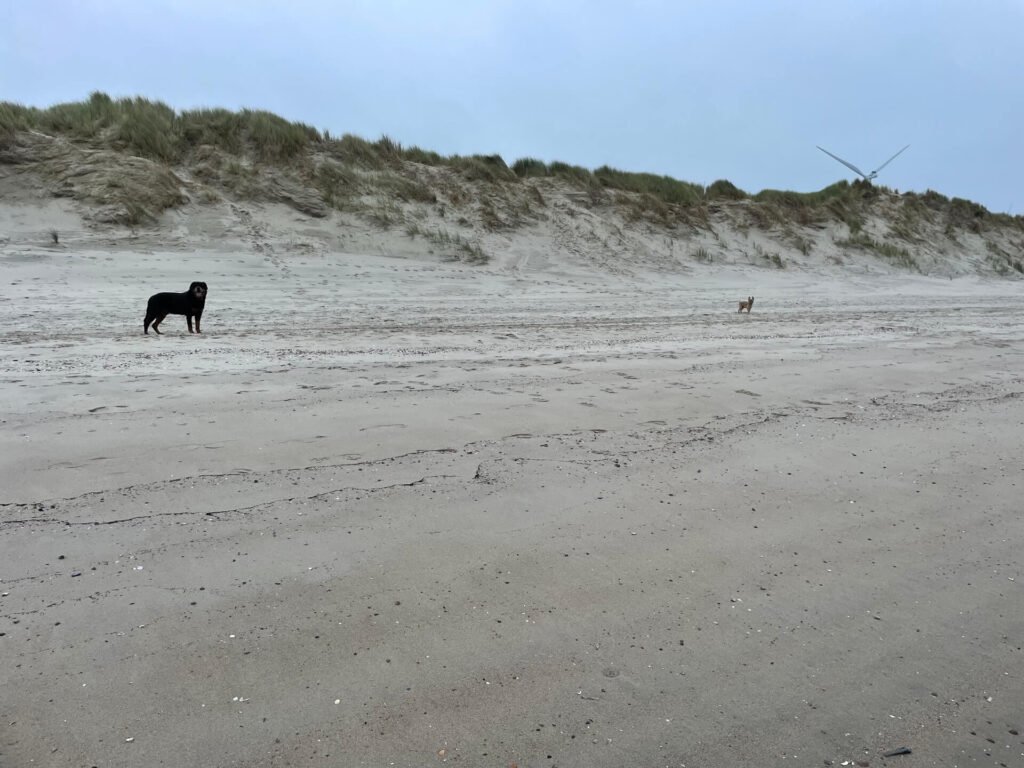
{"left": 2, "top": 201, "right": 1023, "bottom": 768}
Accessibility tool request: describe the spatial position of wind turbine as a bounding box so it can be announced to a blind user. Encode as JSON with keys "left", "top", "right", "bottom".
{"left": 816, "top": 144, "right": 910, "bottom": 181}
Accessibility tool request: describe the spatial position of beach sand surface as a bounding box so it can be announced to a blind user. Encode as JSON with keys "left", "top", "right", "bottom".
{"left": 2, "top": 209, "right": 1023, "bottom": 767}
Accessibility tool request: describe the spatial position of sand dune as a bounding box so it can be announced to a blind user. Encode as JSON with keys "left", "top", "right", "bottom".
{"left": 1, "top": 198, "right": 1023, "bottom": 768}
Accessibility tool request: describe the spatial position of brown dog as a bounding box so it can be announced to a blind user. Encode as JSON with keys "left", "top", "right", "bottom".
{"left": 738, "top": 296, "right": 754, "bottom": 313}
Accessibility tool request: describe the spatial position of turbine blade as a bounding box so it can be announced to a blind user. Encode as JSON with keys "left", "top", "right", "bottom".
{"left": 816, "top": 146, "right": 868, "bottom": 178}
{"left": 872, "top": 144, "right": 910, "bottom": 174}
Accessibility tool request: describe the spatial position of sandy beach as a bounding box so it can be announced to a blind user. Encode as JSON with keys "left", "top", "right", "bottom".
{"left": 2, "top": 204, "right": 1023, "bottom": 768}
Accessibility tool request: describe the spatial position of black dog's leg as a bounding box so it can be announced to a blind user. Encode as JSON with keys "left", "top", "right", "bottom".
{"left": 151, "top": 313, "right": 167, "bottom": 334}
{"left": 187, "top": 315, "right": 194, "bottom": 333}
{"left": 194, "top": 312, "right": 202, "bottom": 334}
{"left": 144, "top": 312, "right": 155, "bottom": 334}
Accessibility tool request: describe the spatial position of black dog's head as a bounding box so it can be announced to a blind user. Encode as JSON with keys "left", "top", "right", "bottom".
{"left": 190, "top": 282, "right": 208, "bottom": 300}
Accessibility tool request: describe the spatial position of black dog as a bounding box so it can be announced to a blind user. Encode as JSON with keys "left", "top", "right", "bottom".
{"left": 144, "top": 281, "right": 208, "bottom": 334}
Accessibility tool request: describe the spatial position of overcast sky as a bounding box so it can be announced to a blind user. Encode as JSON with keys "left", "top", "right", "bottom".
{"left": 3, "top": 0, "right": 1021, "bottom": 211}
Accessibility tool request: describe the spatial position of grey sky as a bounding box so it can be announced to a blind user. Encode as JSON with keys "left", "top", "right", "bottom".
{"left": 3, "top": 0, "right": 1022, "bottom": 211}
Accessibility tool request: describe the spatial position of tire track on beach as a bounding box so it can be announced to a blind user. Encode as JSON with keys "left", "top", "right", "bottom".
{"left": 5, "top": 379, "right": 1020, "bottom": 527}
{"left": 0, "top": 473, "right": 458, "bottom": 529}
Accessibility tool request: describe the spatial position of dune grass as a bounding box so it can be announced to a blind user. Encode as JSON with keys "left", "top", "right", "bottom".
{"left": 1, "top": 92, "right": 320, "bottom": 162}
{"left": 4, "top": 92, "right": 1021, "bottom": 265}
{"left": 5, "top": 93, "right": 1012, "bottom": 227}
{"left": 705, "top": 179, "right": 747, "bottom": 201}
{"left": 405, "top": 222, "right": 488, "bottom": 263}
{"left": 593, "top": 166, "right": 704, "bottom": 205}
{"left": 510, "top": 157, "right": 548, "bottom": 178}
{"left": 836, "top": 232, "right": 920, "bottom": 272}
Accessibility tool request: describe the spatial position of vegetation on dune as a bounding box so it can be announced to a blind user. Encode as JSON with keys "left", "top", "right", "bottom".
{"left": 984, "top": 240, "right": 1024, "bottom": 275}
{"left": 510, "top": 157, "right": 548, "bottom": 178}
{"left": 593, "top": 166, "right": 704, "bottom": 205}
{"left": 3, "top": 92, "right": 1015, "bottom": 225}
{"left": 705, "top": 179, "right": 747, "bottom": 201}
{"left": 836, "top": 232, "right": 920, "bottom": 272}
{"left": 511, "top": 157, "right": 597, "bottom": 187}
{"left": 404, "top": 221, "right": 488, "bottom": 264}
{"left": 448, "top": 154, "right": 517, "bottom": 183}
{"left": 753, "top": 180, "right": 859, "bottom": 207}
{"left": 1, "top": 92, "right": 319, "bottom": 162}
{"left": 2, "top": 92, "right": 1022, "bottom": 275}
{"left": 511, "top": 157, "right": 705, "bottom": 205}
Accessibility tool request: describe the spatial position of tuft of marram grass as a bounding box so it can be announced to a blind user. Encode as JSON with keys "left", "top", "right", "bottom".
{"left": 511, "top": 157, "right": 548, "bottom": 178}
{"left": 405, "top": 222, "right": 488, "bottom": 263}
{"left": 1, "top": 91, "right": 320, "bottom": 164}
{"left": 836, "top": 232, "right": 920, "bottom": 272}
{"left": 448, "top": 154, "right": 516, "bottom": 183}
{"left": 594, "top": 166, "right": 703, "bottom": 205}
{"left": 705, "top": 179, "right": 748, "bottom": 201}
{"left": 693, "top": 246, "right": 713, "bottom": 263}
